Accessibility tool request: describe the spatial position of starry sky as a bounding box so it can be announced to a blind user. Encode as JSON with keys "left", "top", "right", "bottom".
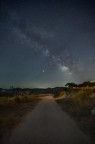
{"left": 0, "top": 0, "right": 95, "bottom": 88}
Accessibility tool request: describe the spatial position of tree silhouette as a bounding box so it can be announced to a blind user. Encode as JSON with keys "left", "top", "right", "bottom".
{"left": 65, "top": 82, "right": 77, "bottom": 88}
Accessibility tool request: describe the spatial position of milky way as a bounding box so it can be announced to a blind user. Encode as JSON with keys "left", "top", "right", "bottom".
{"left": 0, "top": 0, "right": 95, "bottom": 88}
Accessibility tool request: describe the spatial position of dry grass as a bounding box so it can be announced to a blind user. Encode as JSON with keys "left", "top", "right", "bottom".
{"left": 0, "top": 94, "right": 41, "bottom": 144}
{"left": 56, "top": 89, "right": 95, "bottom": 143}
{"left": 54, "top": 89, "right": 64, "bottom": 98}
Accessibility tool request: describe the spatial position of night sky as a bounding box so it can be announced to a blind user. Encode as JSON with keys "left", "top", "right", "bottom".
{"left": 0, "top": 0, "right": 95, "bottom": 88}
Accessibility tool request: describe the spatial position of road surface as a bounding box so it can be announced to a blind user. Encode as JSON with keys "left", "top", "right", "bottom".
{"left": 7, "top": 96, "right": 93, "bottom": 144}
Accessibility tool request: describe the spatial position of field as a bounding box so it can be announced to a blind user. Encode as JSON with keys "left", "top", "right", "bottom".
{"left": 56, "top": 88, "right": 95, "bottom": 142}
{"left": 0, "top": 93, "right": 41, "bottom": 144}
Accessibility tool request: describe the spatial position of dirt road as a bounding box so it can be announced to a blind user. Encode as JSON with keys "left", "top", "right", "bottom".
{"left": 7, "top": 96, "right": 93, "bottom": 144}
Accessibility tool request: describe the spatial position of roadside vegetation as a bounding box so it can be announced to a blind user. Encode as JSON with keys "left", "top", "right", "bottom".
{"left": 0, "top": 93, "right": 41, "bottom": 144}
{"left": 56, "top": 87, "right": 95, "bottom": 142}
{"left": 54, "top": 88, "right": 64, "bottom": 98}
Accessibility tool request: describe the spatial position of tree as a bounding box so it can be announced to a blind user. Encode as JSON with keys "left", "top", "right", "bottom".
{"left": 65, "top": 82, "right": 77, "bottom": 88}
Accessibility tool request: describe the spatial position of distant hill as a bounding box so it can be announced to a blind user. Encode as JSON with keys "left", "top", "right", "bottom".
{"left": 0, "top": 87, "right": 65, "bottom": 95}
{"left": 31, "top": 87, "right": 64, "bottom": 94}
